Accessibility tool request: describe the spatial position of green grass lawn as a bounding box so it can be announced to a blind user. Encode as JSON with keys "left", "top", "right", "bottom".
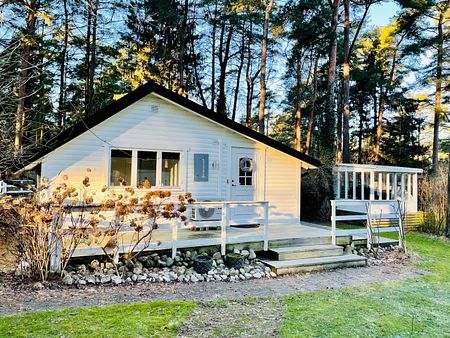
{"left": 0, "top": 233, "right": 448, "bottom": 337}
{"left": 0, "top": 301, "right": 195, "bottom": 338}
{"left": 280, "top": 233, "right": 450, "bottom": 337}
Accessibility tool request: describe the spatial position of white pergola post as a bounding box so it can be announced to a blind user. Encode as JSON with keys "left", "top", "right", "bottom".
{"left": 394, "top": 173, "right": 398, "bottom": 199}
{"left": 370, "top": 171, "right": 375, "bottom": 200}
{"left": 352, "top": 172, "right": 356, "bottom": 200}
{"left": 378, "top": 172, "right": 383, "bottom": 200}
{"left": 386, "top": 173, "right": 391, "bottom": 200}
{"left": 335, "top": 172, "right": 341, "bottom": 199}
{"left": 412, "top": 173, "right": 418, "bottom": 211}
{"left": 361, "top": 171, "right": 365, "bottom": 200}
{"left": 401, "top": 174, "right": 405, "bottom": 201}
{"left": 344, "top": 171, "right": 349, "bottom": 199}
{"left": 407, "top": 174, "right": 412, "bottom": 200}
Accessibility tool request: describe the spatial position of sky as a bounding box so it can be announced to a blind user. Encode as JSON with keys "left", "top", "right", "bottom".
{"left": 368, "top": 1, "right": 401, "bottom": 27}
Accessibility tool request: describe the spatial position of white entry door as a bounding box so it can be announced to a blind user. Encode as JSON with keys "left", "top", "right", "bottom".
{"left": 230, "top": 147, "right": 257, "bottom": 224}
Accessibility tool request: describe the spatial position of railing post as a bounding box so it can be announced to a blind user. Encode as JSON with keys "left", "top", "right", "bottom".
{"left": 365, "top": 201, "right": 373, "bottom": 250}
{"left": 397, "top": 202, "right": 404, "bottom": 249}
{"left": 263, "top": 201, "right": 269, "bottom": 251}
{"left": 171, "top": 218, "right": 177, "bottom": 259}
{"left": 221, "top": 203, "right": 230, "bottom": 255}
{"left": 49, "top": 212, "right": 63, "bottom": 273}
{"left": 331, "top": 200, "right": 336, "bottom": 246}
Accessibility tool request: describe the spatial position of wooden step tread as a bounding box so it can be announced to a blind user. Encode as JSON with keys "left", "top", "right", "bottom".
{"left": 261, "top": 254, "right": 367, "bottom": 269}
{"left": 270, "top": 244, "right": 342, "bottom": 254}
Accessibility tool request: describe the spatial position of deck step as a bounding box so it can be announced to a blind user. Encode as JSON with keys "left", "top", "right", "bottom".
{"left": 261, "top": 254, "right": 367, "bottom": 275}
{"left": 270, "top": 244, "right": 343, "bottom": 260}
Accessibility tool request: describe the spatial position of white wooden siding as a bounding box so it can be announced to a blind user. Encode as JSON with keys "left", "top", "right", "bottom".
{"left": 41, "top": 93, "right": 306, "bottom": 223}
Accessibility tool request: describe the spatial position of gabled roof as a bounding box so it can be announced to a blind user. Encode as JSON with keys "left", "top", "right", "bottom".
{"left": 22, "top": 80, "right": 321, "bottom": 169}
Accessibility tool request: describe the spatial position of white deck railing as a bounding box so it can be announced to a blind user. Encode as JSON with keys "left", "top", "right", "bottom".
{"left": 0, "top": 180, "right": 34, "bottom": 196}
{"left": 331, "top": 199, "right": 403, "bottom": 248}
{"left": 57, "top": 200, "right": 270, "bottom": 260}
{"left": 181, "top": 200, "right": 269, "bottom": 257}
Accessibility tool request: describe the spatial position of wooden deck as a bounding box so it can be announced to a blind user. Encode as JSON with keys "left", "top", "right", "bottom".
{"left": 72, "top": 222, "right": 337, "bottom": 258}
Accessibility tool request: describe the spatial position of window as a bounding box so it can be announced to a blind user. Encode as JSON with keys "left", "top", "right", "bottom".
{"left": 161, "top": 152, "right": 180, "bottom": 187}
{"left": 137, "top": 151, "right": 157, "bottom": 187}
{"left": 109, "top": 149, "right": 181, "bottom": 188}
{"left": 238, "top": 157, "right": 253, "bottom": 186}
{"left": 110, "top": 150, "right": 132, "bottom": 186}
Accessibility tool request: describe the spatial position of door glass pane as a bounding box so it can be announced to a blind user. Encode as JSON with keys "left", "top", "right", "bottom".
{"left": 137, "top": 151, "right": 156, "bottom": 188}
{"left": 110, "top": 150, "right": 132, "bottom": 186}
{"left": 238, "top": 157, "right": 253, "bottom": 186}
{"left": 161, "top": 152, "right": 180, "bottom": 186}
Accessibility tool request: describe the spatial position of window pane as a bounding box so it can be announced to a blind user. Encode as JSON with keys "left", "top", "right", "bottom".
{"left": 137, "top": 151, "right": 156, "bottom": 188}
{"left": 110, "top": 150, "right": 132, "bottom": 186}
{"left": 161, "top": 152, "right": 180, "bottom": 186}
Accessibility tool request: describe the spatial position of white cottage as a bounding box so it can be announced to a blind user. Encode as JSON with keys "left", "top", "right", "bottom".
{"left": 22, "top": 80, "right": 320, "bottom": 227}
{"left": 18, "top": 81, "right": 385, "bottom": 273}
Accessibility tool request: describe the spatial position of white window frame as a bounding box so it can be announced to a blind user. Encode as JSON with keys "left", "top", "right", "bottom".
{"left": 108, "top": 147, "right": 182, "bottom": 189}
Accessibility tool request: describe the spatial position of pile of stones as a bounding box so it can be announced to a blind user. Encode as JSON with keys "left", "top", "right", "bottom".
{"left": 62, "top": 248, "right": 277, "bottom": 286}
{"left": 352, "top": 244, "right": 403, "bottom": 265}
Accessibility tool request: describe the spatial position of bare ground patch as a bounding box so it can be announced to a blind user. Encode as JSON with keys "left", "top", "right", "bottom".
{"left": 179, "top": 298, "right": 285, "bottom": 338}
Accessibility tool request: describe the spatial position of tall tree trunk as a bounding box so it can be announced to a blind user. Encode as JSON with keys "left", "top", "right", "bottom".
{"left": 232, "top": 30, "right": 246, "bottom": 121}
{"left": 85, "top": 0, "right": 92, "bottom": 116}
{"left": 14, "top": 0, "right": 39, "bottom": 151}
{"left": 210, "top": 0, "right": 218, "bottom": 111}
{"left": 178, "top": 0, "right": 189, "bottom": 91}
{"left": 374, "top": 84, "right": 385, "bottom": 162}
{"left": 217, "top": 19, "right": 233, "bottom": 116}
{"left": 432, "top": 7, "right": 445, "bottom": 174}
{"left": 57, "top": 0, "right": 69, "bottom": 129}
{"left": 446, "top": 148, "right": 450, "bottom": 238}
{"left": 342, "top": 0, "right": 351, "bottom": 163}
{"left": 294, "top": 58, "right": 303, "bottom": 151}
{"left": 444, "top": 148, "right": 450, "bottom": 238}
{"left": 336, "top": 81, "right": 343, "bottom": 162}
{"left": 191, "top": 37, "right": 207, "bottom": 107}
{"left": 358, "top": 103, "right": 364, "bottom": 163}
{"left": 374, "top": 33, "right": 405, "bottom": 162}
{"left": 306, "top": 55, "right": 319, "bottom": 155}
{"left": 321, "top": 0, "right": 339, "bottom": 164}
{"left": 87, "top": 0, "right": 98, "bottom": 116}
{"left": 245, "top": 19, "right": 259, "bottom": 127}
{"left": 257, "top": 0, "right": 275, "bottom": 135}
